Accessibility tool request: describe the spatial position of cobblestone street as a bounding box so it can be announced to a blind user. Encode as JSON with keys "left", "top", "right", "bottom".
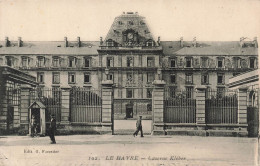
{"left": 0, "top": 135, "right": 258, "bottom": 166}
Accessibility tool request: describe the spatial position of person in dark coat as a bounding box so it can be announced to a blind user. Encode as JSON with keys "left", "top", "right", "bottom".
{"left": 49, "top": 114, "right": 56, "bottom": 144}
{"left": 133, "top": 116, "right": 144, "bottom": 137}
{"left": 31, "top": 115, "right": 37, "bottom": 137}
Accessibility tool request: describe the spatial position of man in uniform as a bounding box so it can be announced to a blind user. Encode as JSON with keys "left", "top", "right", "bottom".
{"left": 31, "top": 115, "right": 37, "bottom": 137}
{"left": 49, "top": 114, "right": 56, "bottom": 144}
{"left": 133, "top": 116, "right": 144, "bottom": 137}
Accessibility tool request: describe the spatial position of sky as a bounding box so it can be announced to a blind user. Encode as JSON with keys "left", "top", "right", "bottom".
{"left": 0, "top": 0, "right": 260, "bottom": 42}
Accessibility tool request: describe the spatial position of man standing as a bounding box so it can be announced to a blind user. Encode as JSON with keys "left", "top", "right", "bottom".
{"left": 133, "top": 116, "right": 144, "bottom": 137}
{"left": 31, "top": 115, "right": 37, "bottom": 137}
{"left": 49, "top": 114, "right": 56, "bottom": 144}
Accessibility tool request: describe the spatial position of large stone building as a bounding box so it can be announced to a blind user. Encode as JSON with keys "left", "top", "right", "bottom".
{"left": 0, "top": 12, "right": 258, "bottom": 119}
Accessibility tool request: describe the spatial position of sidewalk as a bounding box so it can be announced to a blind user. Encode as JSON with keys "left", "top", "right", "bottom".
{"left": 0, "top": 135, "right": 258, "bottom": 166}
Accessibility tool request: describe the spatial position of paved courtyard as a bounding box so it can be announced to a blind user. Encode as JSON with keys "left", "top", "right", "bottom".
{"left": 0, "top": 134, "right": 258, "bottom": 166}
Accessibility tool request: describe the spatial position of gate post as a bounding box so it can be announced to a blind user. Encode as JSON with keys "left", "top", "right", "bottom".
{"left": 101, "top": 80, "right": 113, "bottom": 134}
{"left": 20, "top": 85, "right": 32, "bottom": 135}
{"left": 195, "top": 86, "right": 207, "bottom": 135}
{"left": 195, "top": 87, "right": 206, "bottom": 124}
{"left": 152, "top": 80, "right": 165, "bottom": 135}
{"left": 60, "top": 86, "right": 71, "bottom": 125}
{"left": 237, "top": 87, "right": 248, "bottom": 136}
{"left": 238, "top": 88, "right": 248, "bottom": 124}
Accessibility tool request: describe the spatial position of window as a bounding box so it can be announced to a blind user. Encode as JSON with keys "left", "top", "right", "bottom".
{"left": 108, "top": 73, "right": 113, "bottom": 81}
{"left": 147, "top": 57, "right": 154, "bottom": 67}
{"left": 52, "top": 57, "right": 59, "bottom": 67}
{"left": 186, "top": 87, "right": 193, "bottom": 99}
{"left": 185, "top": 73, "right": 193, "bottom": 84}
{"left": 68, "top": 72, "right": 76, "bottom": 84}
{"left": 170, "top": 58, "right": 176, "bottom": 68}
{"left": 68, "top": 57, "right": 76, "bottom": 68}
{"left": 84, "top": 58, "right": 91, "bottom": 68}
{"left": 217, "top": 57, "right": 224, "bottom": 68}
{"left": 249, "top": 58, "right": 256, "bottom": 68}
{"left": 52, "top": 72, "right": 60, "bottom": 84}
{"left": 6, "top": 57, "right": 13, "bottom": 67}
{"left": 127, "top": 73, "right": 133, "bottom": 84}
{"left": 146, "top": 40, "right": 153, "bottom": 47}
{"left": 84, "top": 73, "right": 90, "bottom": 83}
{"left": 170, "top": 74, "right": 176, "bottom": 84}
{"left": 186, "top": 58, "right": 192, "bottom": 68}
{"left": 147, "top": 73, "right": 155, "bottom": 83}
{"left": 37, "top": 56, "right": 45, "bottom": 67}
{"left": 217, "top": 73, "right": 224, "bottom": 84}
{"left": 107, "top": 57, "right": 113, "bottom": 67}
{"left": 127, "top": 57, "right": 134, "bottom": 67}
{"left": 21, "top": 57, "right": 28, "bottom": 67}
{"left": 201, "top": 57, "right": 208, "bottom": 68}
{"left": 147, "top": 104, "right": 152, "bottom": 111}
{"left": 126, "top": 89, "right": 133, "bottom": 98}
{"left": 147, "top": 88, "right": 152, "bottom": 98}
{"left": 201, "top": 74, "right": 209, "bottom": 84}
{"left": 128, "top": 21, "right": 134, "bottom": 25}
{"left": 118, "top": 21, "right": 122, "bottom": 25}
{"left": 37, "top": 72, "right": 44, "bottom": 83}
{"left": 233, "top": 57, "right": 240, "bottom": 69}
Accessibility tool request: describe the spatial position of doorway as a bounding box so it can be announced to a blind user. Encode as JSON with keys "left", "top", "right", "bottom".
{"left": 31, "top": 108, "right": 41, "bottom": 133}
{"left": 125, "top": 104, "right": 133, "bottom": 119}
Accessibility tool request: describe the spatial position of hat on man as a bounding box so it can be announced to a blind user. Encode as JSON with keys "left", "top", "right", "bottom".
{"left": 51, "top": 114, "right": 55, "bottom": 118}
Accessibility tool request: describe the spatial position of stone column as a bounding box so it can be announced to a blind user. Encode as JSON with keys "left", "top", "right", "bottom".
{"left": 101, "top": 80, "right": 113, "bottom": 134}
{"left": 195, "top": 87, "right": 206, "bottom": 124}
{"left": 238, "top": 88, "right": 248, "bottom": 124}
{"left": 20, "top": 85, "right": 32, "bottom": 135}
{"left": 152, "top": 80, "right": 165, "bottom": 135}
{"left": 60, "top": 87, "right": 71, "bottom": 125}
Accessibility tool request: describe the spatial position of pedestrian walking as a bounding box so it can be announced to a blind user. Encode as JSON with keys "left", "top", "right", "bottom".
{"left": 49, "top": 114, "right": 56, "bottom": 144}
{"left": 133, "top": 116, "right": 144, "bottom": 137}
{"left": 31, "top": 115, "right": 37, "bottom": 137}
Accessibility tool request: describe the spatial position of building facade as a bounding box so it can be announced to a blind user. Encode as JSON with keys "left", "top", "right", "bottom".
{"left": 0, "top": 12, "right": 258, "bottom": 119}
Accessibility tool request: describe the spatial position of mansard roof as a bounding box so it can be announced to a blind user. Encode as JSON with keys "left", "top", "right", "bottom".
{"left": 103, "top": 12, "right": 156, "bottom": 46}
{"left": 161, "top": 41, "right": 258, "bottom": 56}
{"left": 0, "top": 41, "right": 99, "bottom": 55}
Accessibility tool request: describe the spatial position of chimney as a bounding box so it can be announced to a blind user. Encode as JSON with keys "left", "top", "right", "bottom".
{"left": 240, "top": 37, "right": 244, "bottom": 48}
{"left": 253, "top": 37, "right": 258, "bottom": 48}
{"left": 18, "top": 37, "right": 22, "bottom": 47}
{"left": 180, "top": 37, "right": 184, "bottom": 47}
{"left": 5, "top": 37, "right": 9, "bottom": 47}
{"left": 64, "top": 37, "right": 68, "bottom": 47}
{"left": 77, "top": 37, "right": 81, "bottom": 47}
{"left": 193, "top": 37, "right": 197, "bottom": 47}
{"left": 157, "top": 36, "right": 160, "bottom": 45}
{"left": 100, "top": 37, "right": 103, "bottom": 45}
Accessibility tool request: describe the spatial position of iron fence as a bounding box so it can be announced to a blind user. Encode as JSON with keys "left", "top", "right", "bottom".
{"left": 30, "top": 87, "right": 62, "bottom": 122}
{"left": 70, "top": 87, "right": 102, "bottom": 123}
{"left": 205, "top": 90, "right": 238, "bottom": 124}
{"left": 164, "top": 88, "right": 196, "bottom": 123}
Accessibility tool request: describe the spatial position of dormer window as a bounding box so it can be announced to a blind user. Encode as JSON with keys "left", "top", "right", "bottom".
{"left": 249, "top": 57, "right": 256, "bottom": 68}
{"left": 84, "top": 57, "right": 91, "bottom": 68}
{"left": 169, "top": 58, "right": 176, "bottom": 68}
{"left": 185, "top": 57, "right": 192, "bottom": 68}
{"left": 68, "top": 57, "right": 76, "bottom": 68}
{"left": 106, "top": 39, "right": 114, "bottom": 47}
{"left": 118, "top": 21, "right": 123, "bottom": 25}
{"left": 128, "top": 21, "right": 134, "bottom": 25}
{"left": 146, "top": 40, "right": 154, "bottom": 47}
{"left": 37, "top": 56, "right": 45, "bottom": 68}
{"left": 52, "top": 57, "right": 60, "bottom": 67}
{"left": 127, "top": 57, "right": 134, "bottom": 67}
{"left": 217, "top": 57, "right": 224, "bottom": 68}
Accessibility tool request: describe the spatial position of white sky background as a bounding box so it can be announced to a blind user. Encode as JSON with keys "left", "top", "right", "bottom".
{"left": 0, "top": 0, "right": 260, "bottom": 42}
